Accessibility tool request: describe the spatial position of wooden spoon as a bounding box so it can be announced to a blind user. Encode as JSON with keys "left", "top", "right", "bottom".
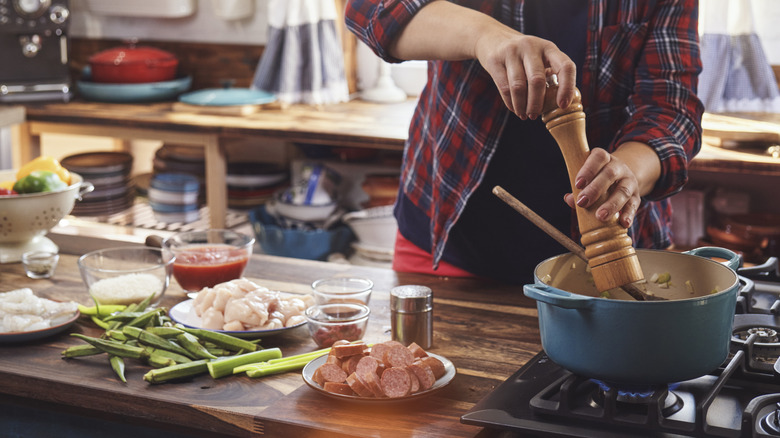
{"left": 492, "top": 185, "right": 664, "bottom": 301}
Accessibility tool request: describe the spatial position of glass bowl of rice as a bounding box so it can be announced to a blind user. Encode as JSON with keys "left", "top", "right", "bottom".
{"left": 78, "top": 246, "right": 173, "bottom": 306}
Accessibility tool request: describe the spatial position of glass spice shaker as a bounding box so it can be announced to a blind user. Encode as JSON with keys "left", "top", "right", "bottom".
{"left": 390, "top": 285, "right": 433, "bottom": 349}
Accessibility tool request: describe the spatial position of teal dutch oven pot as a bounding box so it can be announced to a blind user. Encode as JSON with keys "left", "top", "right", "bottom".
{"left": 523, "top": 247, "right": 740, "bottom": 385}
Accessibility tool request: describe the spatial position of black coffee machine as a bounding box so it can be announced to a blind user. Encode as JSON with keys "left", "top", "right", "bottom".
{"left": 0, "top": 0, "right": 72, "bottom": 102}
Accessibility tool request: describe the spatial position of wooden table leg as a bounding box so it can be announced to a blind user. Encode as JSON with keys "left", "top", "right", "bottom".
{"left": 203, "top": 134, "right": 227, "bottom": 229}
{"left": 12, "top": 121, "right": 40, "bottom": 168}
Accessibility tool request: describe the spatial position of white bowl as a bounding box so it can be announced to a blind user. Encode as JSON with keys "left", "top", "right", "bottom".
{"left": 343, "top": 205, "right": 398, "bottom": 249}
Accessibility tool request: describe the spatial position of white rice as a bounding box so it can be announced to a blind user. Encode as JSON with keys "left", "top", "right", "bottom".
{"left": 89, "top": 273, "right": 162, "bottom": 305}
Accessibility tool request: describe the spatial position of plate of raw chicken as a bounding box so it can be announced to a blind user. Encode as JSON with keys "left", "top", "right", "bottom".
{"left": 169, "top": 278, "right": 313, "bottom": 339}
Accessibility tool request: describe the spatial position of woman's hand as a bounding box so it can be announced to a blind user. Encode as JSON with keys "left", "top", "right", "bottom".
{"left": 474, "top": 30, "right": 576, "bottom": 120}
{"left": 563, "top": 142, "right": 661, "bottom": 228}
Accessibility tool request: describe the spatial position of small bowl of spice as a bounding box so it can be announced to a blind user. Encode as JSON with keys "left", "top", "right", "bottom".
{"left": 78, "top": 246, "right": 173, "bottom": 306}
{"left": 305, "top": 302, "right": 370, "bottom": 348}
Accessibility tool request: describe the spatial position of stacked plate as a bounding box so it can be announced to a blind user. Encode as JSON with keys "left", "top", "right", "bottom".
{"left": 227, "top": 162, "right": 288, "bottom": 209}
{"left": 62, "top": 152, "right": 135, "bottom": 216}
{"left": 148, "top": 173, "right": 200, "bottom": 223}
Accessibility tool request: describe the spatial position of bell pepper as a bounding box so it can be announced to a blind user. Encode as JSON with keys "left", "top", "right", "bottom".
{"left": 12, "top": 170, "right": 67, "bottom": 194}
{"left": 16, "top": 156, "right": 72, "bottom": 186}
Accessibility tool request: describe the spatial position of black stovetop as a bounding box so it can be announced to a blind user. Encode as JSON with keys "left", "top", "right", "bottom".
{"left": 462, "top": 258, "right": 780, "bottom": 438}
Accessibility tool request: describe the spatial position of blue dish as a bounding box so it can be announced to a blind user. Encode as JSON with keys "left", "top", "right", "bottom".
{"left": 178, "top": 88, "right": 276, "bottom": 106}
{"left": 249, "top": 205, "right": 354, "bottom": 261}
{"left": 150, "top": 173, "right": 200, "bottom": 192}
{"left": 77, "top": 76, "right": 192, "bottom": 103}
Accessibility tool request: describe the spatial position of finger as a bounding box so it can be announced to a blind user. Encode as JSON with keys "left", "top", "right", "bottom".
{"left": 574, "top": 149, "right": 611, "bottom": 207}
{"left": 595, "top": 179, "right": 633, "bottom": 222}
{"left": 506, "top": 57, "right": 529, "bottom": 118}
{"left": 490, "top": 66, "right": 514, "bottom": 115}
{"left": 547, "top": 52, "right": 577, "bottom": 108}
{"left": 618, "top": 196, "right": 641, "bottom": 228}
{"left": 522, "top": 55, "right": 547, "bottom": 119}
{"left": 563, "top": 193, "right": 575, "bottom": 209}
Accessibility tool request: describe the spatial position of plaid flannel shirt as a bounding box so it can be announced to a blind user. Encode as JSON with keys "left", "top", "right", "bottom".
{"left": 346, "top": 0, "right": 704, "bottom": 266}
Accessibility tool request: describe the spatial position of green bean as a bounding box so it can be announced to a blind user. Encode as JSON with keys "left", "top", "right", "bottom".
{"left": 109, "top": 355, "right": 127, "bottom": 383}
{"left": 176, "top": 332, "right": 218, "bottom": 360}
{"left": 70, "top": 334, "right": 147, "bottom": 360}
{"left": 122, "top": 326, "right": 195, "bottom": 359}
{"left": 62, "top": 344, "right": 103, "bottom": 358}
{"left": 145, "top": 326, "right": 184, "bottom": 339}
{"left": 147, "top": 353, "right": 176, "bottom": 369}
{"left": 176, "top": 325, "right": 258, "bottom": 352}
{"left": 144, "top": 347, "right": 192, "bottom": 364}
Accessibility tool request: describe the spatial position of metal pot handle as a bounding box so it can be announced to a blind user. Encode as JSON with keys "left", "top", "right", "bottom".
{"left": 76, "top": 182, "right": 95, "bottom": 201}
{"left": 523, "top": 284, "right": 594, "bottom": 309}
{"left": 684, "top": 246, "right": 741, "bottom": 271}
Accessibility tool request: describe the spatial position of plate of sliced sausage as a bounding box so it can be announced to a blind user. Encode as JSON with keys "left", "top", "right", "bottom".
{"left": 302, "top": 339, "right": 456, "bottom": 402}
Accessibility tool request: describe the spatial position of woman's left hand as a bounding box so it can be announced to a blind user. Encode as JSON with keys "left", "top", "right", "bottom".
{"left": 563, "top": 148, "right": 642, "bottom": 228}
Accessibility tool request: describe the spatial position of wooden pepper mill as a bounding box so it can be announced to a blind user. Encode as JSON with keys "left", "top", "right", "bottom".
{"left": 541, "top": 81, "right": 646, "bottom": 293}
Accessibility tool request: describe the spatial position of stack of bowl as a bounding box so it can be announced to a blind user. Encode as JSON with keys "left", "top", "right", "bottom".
{"left": 148, "top": 173, "right": 200, "bottom": 224}
{"left": 62, "top": 151, "right": 135, "bottom": 216}
{"left": 706, "top": 213, "right": 780, "bottom": 263}
{"left": 226, "top": 162, "right": 288, "bottom": 209}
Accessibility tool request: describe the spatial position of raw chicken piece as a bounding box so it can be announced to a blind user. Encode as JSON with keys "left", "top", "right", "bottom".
{"left": 223, "top": 296, "right": 268, "bottom": 328}
{"left": 200, "top": 307, "right": 225, "bottom": 330}
{"left": 223, "top": 320, "right": 245, "bottom": 331}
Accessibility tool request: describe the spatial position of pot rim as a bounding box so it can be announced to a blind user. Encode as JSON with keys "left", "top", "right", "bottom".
{"left": 532, "top": 247, "right": 740, "bottom": 304}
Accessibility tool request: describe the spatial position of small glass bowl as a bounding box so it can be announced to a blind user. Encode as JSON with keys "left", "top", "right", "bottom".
{"left": 162, "top": 229, "right": 254, "bottom": 292}
{"left": 22, "top": 250, "right": 59, "bottom": 279}
{"left": 311, "top": 277, "right": 373, "bottom": 306}
{"left": 78, "top": 246, "right": 172, "bottom": 306}
{"left": 305, "top": 303, "right": 370, "bottom": 348}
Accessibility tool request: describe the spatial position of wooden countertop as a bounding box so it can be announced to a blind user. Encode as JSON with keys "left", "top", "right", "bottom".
{"left": 20, "top": 98, "right": 415, "bottom": 150}
{"left": 0, "top": 233, "right": 542, "bottom": 437}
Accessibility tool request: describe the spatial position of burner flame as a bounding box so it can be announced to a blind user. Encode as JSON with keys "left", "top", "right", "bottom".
{"left": 591, "top": 380, "right": 678, "bottom": 400}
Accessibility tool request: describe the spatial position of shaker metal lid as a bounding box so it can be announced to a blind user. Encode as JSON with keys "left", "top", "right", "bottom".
{"left": 390, "top": 285, "right": 432, "bottom": 313}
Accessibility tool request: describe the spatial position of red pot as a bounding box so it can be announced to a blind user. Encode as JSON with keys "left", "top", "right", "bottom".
{"left": 88, "top": 46, "right": 178, "bottom": 84}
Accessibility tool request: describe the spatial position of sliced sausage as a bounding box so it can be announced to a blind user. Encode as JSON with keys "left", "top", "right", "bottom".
{"left": 380, "top": 367, "right": 412, "bottom": 398}
{"left": 408, "top": 362, "right": 436, "bottom": 391}
{"left": 318, "top": 363, "right": 348, "bottom": 384}
{"left": 406, "top": 367, "right": 420, "bottom": 393}
{"left": 333, "top": 341, "right": 367, "bottom": 358}
{"left": 341, "top": 354, "right": 363, "bottom": 375}
{"left": 323, "top": 381, "right": 354, "bottom": 396}
{"left": 369, "top": 342, "right": 390, "bottom": 362}
{"left": 383, "top": 343, "right": 414, "bottom": 368}
{"left": 312, "top": 367, "right": 325, "bottom": 387}
{"left": 355, "top": 356, "right": 384, "bottom": 397}
{"left": 407, "top": 342, "right": 428, "bottom": 359}
{"left": 346, "top": 372, "right": 374, "bottom": 397}
{"left": 420, "top": 356, "right": 446, "bottom": 379}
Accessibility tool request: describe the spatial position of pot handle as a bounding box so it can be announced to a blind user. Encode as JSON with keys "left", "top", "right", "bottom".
{"left": 684, "top": 246, "right": 741, "bottom": 271}
{"left": 523, "top": 284, "right": 594, "bottom": 309}
{"left": 76, "top": 182, "right": 95, "bottom": 201}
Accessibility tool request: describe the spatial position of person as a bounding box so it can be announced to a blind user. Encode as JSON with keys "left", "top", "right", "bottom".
{"left": 345, "top": 0, "right": 704, "bottom": 284}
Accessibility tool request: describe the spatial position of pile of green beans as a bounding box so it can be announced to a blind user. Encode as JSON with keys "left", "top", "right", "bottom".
{"left": 62, "top": 294, "right": 272, "bottom": 384}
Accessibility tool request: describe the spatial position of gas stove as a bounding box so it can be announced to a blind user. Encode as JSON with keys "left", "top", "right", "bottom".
{"left": 462, "top": 257, "right": 780, "bottom": 438}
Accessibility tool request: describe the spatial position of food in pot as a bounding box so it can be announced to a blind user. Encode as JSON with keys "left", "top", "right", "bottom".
{"left": 192, "top": 278, "right": 312, "bottom": 331}
{"left": 0, "top": 288, "right": 78, "bottom": 333}
{"left": 312, "top": 339, "right": 446, "bottom": 398}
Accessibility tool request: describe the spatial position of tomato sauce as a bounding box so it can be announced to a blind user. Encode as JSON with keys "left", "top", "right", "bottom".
{"left": 172, "top": 244, "right": 249, "bottom": 291}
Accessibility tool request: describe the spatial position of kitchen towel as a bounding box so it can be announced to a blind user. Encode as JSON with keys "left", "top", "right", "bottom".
{"left": 698, "top": 0, "right": 780, "bottom": 112}
{"left": 252, "top": 0, "right": 349, "bottom": 106}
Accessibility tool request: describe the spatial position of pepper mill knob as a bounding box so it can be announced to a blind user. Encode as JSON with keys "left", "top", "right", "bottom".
{"left": 541, "top": 80, "right": 646, "bottom": 292}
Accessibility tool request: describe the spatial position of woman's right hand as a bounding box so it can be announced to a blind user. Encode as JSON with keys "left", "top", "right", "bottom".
{"left": 474, "top": 29, "right": 576, "bottom": 120}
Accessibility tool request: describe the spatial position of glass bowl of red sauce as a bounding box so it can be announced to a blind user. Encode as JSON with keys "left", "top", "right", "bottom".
{"left": 162, "top": 229, "right": 255, "bottom": 292}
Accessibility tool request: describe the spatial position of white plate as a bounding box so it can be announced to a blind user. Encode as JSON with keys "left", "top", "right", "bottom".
{"left": 169, "top": 299, "right": 306, "bottom": 339}
{"left": 0, "top": 310, "right": 80, "bottom": 344}
{"left": 302, "top": 352, "right": 456, "bottom": 402}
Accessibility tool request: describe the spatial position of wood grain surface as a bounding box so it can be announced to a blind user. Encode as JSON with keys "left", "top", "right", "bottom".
{"left": 0, "top": 233, "right": 542, "bottom": 437}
